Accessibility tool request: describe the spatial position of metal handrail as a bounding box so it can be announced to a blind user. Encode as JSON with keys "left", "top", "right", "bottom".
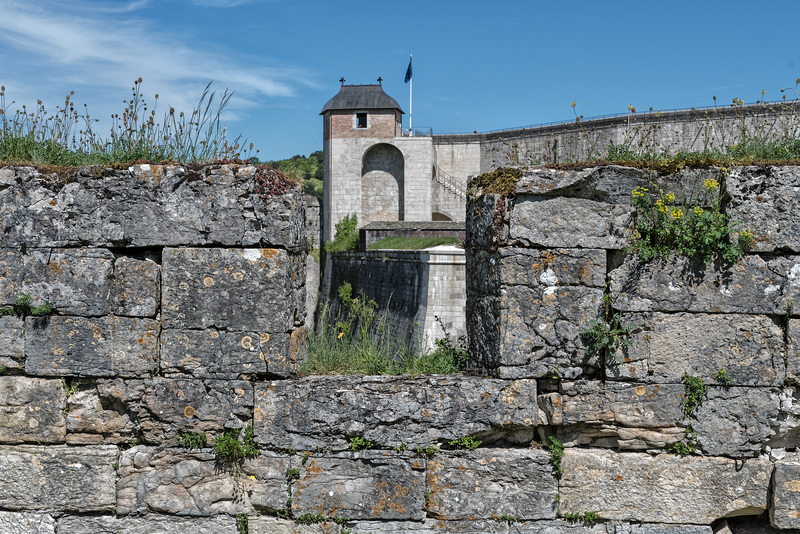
{"left": 434, "top": 99, "right": 800, "bottom": 136}
{"left": 402, "top": 127, "right": 433, "bottom": 137}
{"left": 433, "top": 166, "right": 466, "bottom": 199}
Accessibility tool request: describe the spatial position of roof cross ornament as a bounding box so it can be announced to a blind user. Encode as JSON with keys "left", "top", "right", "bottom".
{"left": 377, "top": 77, "right": 382, "bottom": 84}
{"left": 339, "top": 77, "right": 345, "bottom": 86}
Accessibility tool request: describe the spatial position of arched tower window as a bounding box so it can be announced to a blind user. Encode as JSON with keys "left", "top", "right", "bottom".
{"left": 361, "top": 143, "right": 404, "bottom": 224}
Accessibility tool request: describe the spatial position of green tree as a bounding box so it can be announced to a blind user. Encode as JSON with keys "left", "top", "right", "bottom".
{"left": 265, "top": 151, "right": 323, "bottom": 198}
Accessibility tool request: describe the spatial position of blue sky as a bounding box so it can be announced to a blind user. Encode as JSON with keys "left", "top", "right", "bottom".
{"left": 1, "top": 0, "right": 799, "bottom": 160}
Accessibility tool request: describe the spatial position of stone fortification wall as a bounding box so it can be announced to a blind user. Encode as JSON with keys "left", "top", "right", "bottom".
{"left": 7, "top": 160, "right": 800, "bottom": 534}
{"left": 430, "top": 101, "right": 800, "bottom": 180}
{"left": 322, "top": 247, "right": 465, "bottom": 353}
{"left": 467, "top": 164, "right": 800, "bottom": 532}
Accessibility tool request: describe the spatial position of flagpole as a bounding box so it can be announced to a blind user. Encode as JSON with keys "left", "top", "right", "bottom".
{"left": 409, "top": 54, "right": 413, "bottom": 136}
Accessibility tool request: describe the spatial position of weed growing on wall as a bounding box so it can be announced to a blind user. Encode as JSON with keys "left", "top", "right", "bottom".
{"left": 562, "top": 510, "right": 600, "bottom": 525}
{"left": 669, "top": 373, "right": 709, "bottom": 455}
{"left": 177, "top": 431, "right": 207, "bottom": 449}
{"left": 629, "top": 177, "right": 752, "bottom": 264}
{"left": 235, "top": 514, "right": 248, "bottom": 534}
{"left": 214, "top": 425, "right": 260, "bottom": 479}
{"left": 448, "top": 436, "right": 482, "bottom": 450}
{"left": 1, "top": 294, "right": 55, "bottom": 318}
{"left": 547, "top": 436, "right": 565, "bottom": 478}
{"left": 580, "top": 283, "right": 632, "bottom": 369}
{"left": 0, "top": 79, "right": 256, "bottom": 165}
{"left": 348, "top": 436, "right": 374, "bottom": 451}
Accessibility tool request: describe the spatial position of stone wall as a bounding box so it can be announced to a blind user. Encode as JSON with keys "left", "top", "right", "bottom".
{"left": 466, "top": 163, "right": 800, "bottom": 531}
{"left": 5, "top": 160, "right": 800, "bottom": 534}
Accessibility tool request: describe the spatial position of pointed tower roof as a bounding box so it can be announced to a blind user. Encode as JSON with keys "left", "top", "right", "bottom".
{"left": 320, "top": 84, "right": 404, "bottom": 114}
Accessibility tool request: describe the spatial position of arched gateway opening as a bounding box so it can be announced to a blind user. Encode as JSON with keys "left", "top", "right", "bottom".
{"left": 361, "top": 143, "right": 404, "bottom": 223}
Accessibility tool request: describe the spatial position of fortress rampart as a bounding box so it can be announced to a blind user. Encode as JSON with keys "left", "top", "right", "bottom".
{"left": 1, "top": 162, "right": 800, "bottom": 533}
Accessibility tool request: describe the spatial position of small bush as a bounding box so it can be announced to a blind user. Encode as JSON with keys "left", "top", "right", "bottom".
{"left": 629, "top": 179, "right": 751, "bottom": 265}
{"left": 325, "top": 214, "right": 359, "bottom": 253}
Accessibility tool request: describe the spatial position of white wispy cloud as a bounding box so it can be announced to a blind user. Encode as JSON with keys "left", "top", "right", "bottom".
{"left": 189, "top": 0, "right": 259, "bottom": 6}
{"left": 0, "top": 0, "right": 314, "bottom": 129}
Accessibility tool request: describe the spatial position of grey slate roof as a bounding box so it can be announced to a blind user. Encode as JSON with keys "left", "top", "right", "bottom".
{"left": 320, "top": 84, "right": 404, "bottom": 114}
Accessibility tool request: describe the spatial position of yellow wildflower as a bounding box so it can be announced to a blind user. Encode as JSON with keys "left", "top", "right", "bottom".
{"left": 337, "top": 332, "right": 344, "bottom": 339}
{"left": 704, "top": 178, "right": 718, "bottom": 191}
{"left": 671, "top": 208, "right": 683, "bottom": 219}
{"left": 693, "top": 207, "right": 704, "bottom": 215}
{"left": 665, "top": 192, "right": 675, "bottom": 203}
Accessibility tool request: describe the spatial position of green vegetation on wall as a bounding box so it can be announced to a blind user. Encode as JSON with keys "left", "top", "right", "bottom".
{"left": 0, "top": 79, "right": 255, "bottom": 165}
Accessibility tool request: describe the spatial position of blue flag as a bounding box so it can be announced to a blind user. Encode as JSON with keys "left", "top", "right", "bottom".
{"left": 404, "top": 56, "right": 412, "bottom": 83}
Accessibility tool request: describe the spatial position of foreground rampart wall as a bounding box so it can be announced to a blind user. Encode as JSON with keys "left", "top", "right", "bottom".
{"left": 466, "top": 163, "right": 800, "bottom": 531}
{"left": 4, "top": 161, "right": 800, "bottom": 533}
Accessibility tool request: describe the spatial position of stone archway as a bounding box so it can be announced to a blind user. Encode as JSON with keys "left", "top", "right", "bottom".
{"left": 361, "top": 143, "right": 404, "bottom": 224}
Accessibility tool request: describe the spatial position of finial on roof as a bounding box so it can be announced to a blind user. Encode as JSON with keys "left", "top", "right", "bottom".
{"left": 339, "top": 77, "right": 345, "bottom": 86}
{"left": 377, "top": 77, "right": 382, "bottom": 84}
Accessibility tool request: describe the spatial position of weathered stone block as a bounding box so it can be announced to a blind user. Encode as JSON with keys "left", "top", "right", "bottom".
{"left": 787, "top": 318, "right": 800, "bottom": 385}
{"left": 66, "top": 388, "right": 136, "bottom": 445}
{"left": 610, "top": 312, "right": 785, "bottom": 386}
{"left": 0, "top": 248, "right": 158, "bottom": 318}
{"left": 0, "top": 377, "right": 65, "bottom": 444}
{"left": 349, "top": 519, "right": 511, "bottom": 533}
{"left": 496, "top": 284, "right": 603, "bottom": 379}
{"left": 0, "top": 445, "right": 117, "bottom": 512}
{"left": 497, "top": 248, "right": 606, "bottom": 288}
{"left": 514, "top": 165, "right": 650, "bottom": 201}
{"left": 770, "top": 453, "right": 800, "bottom": 529}
{"left": 611, "top": 254, "right": 800, "bottom": 314}
{"left": 556, "top": 381, "right": 782, "bottom": 456}
{"left": 0, "top": 512, "right": 55, "bottom": 534}
{"left": 427, "top": 449, "right": 557, "bottom": 521}
{"left": 509, "top": 196, "right": 633, "bottom": 249}
{"left": 250, "top": 517, "right": 343, "bottom": 534}
{"left": 292, "top": 452, "right": 425, "bottom": 520}
{"left": 253, "top": 375, "right": 537, "bottom": 451}
{"left": 117, "top": 446, "right": 288, "bottom": 516}
{"left": 57, "top": 515, "right": 239, "bottom": 534}
{"left": 556, "top": 381, "right": 685, "bottom": 450}
{"left": 559, "top": 449, "right": 771, "bottom": 524}
{"left": 693, "top": 387, "right": 781, "bottom": 457}
{"left": 0, "top": 316, "right": 24, "bottom": 366}
{"left": 161, "top": 328, "right": 294, "bottom": 378}
{"left": 162, "top": 247, "right": 299, "bottom": 332}
{"left": 468, "top": 247, "right": 606, "bottom": 379}
{"left": 24, "top": 316, "right": 158, "bottom": 377}
{"left": 465, "top": 193, "right": 508, "bottom": 251}
{"left": 727, "top": 165, "right": 800, "bottom": 253}
{"left": 560, "top": 381, "right": 684, "bottom": 428}
{"left": 97, "top": 378, "right": 253, "bottom": 445}
{"left": 0, "top": 165, "right": 305, "bottom": 249}
{"left": 0, "top": 248, "right": 113, "bottom": 316}
{"left": 109, "top": 256, "right": 160, "bottom": 316}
